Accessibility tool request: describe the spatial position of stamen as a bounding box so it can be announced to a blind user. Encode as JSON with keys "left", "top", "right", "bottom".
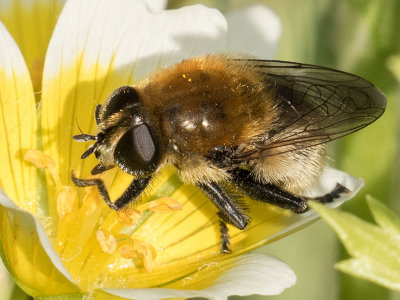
{"left": 96, "top": 230, "right": 117, "bottom": 254}
{"left": 24, "top": 149, "right": 63, "bottom": 188}
{"left": 24, "top": 149, "right": 167, "bottom": 282}
{"left": 140, "top": 197, "right": 183, "bottom": 213}
{"left": 117, "top": 208, "right": 142, "bottom": 226}
{"left": 56, "top": 186, "right": 78, "bottom": 219}
{"left": 81, "top": 186, "right": 100, "bottom": 215}
{"left": 119, "top": 238, "right": 157, "bottom": 273}
{"left": 119, "top": 242, "right": 135, "bottom": 260}
{"left": 134, "top": 240, "right": 157, "bottom": 274}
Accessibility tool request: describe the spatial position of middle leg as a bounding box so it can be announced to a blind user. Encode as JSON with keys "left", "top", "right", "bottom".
{"left": 197, "top": 181, "right": 249, "bottom": 253}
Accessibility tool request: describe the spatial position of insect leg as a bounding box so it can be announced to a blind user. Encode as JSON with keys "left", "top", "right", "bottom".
{"left": 230, "top": 168, "right": 349, "bottom": 213}
{"left": 95, "top": 104, "right": 102, "bottom": 125}
{"left": 80, "top": 142, "right": 99, "bottom": 159}
{"left": 197, "top": 181, "right": 249, "bottom": 253}
{"left": 198, "top": 181, "right": 249, "bottom": 229}
{"left": 218, "top": 215, "right": 231, "bottom": 253}
{"left": 230, "top": 168, "right": 308, "bottom": 213}
{"left": 71, "top": 171, "right": 151, "bottom": 210}
{"left": 313, "top": 183, "right": 350, "bottom": 203}
{"left": 90, "top": 163, "right": 116, "bottom": 175}
{"left": 73, "top": 134, "right": 97, "bottom": 142}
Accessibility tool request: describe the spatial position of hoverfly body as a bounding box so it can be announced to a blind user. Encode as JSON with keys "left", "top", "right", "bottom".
{"left": 72, "top": 55, "right": 386, "bottom": 253}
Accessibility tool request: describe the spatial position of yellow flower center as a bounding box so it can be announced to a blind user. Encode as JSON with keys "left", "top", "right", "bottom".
{"left": 24, "top": 149, "right": 182, "bottom": 290}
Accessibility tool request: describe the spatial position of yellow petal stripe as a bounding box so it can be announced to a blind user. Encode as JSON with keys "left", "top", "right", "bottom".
{"left": 0, "top": 203, "right": 79, "bottom": 296}
{"left": 0, "top": 21, "right": 37, "bottom": 213}
{"left": 0, "top": 0, "right": 64, "bottom": 92}
{"left": 22, "top": 147, "right": 358, "bottom": 293}
{"left": 36, "top": 161, "right": 296, "bottom": 291}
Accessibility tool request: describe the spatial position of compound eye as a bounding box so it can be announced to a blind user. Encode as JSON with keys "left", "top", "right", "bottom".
{"left": 101, "top": 86, "right": 139, "bottom": 121}
{"left": 114, "top": 124, "right": 161, "bottom": 175}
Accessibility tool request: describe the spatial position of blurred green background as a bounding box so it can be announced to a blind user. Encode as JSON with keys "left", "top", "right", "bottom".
{"left": 168, "top": 0, "right": 400, "bottom": 300}
{"left": 3, "top": 0, "right": 399, "bottom": 299}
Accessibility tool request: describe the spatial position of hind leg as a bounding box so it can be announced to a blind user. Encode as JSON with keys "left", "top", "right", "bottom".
{"left": 230, "top": 168, "right": 349, "bottom": 213}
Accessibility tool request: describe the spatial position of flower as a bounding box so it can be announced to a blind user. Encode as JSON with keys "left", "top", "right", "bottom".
{"left": 0, "top": 0, "right": 362, "bottom": 299}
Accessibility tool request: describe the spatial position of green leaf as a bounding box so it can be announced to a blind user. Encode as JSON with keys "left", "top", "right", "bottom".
{"left": 367, "top": 195, "right": 400, "bottom": 238}
{"left": 336, "top": 258, "right": 400, "bottom": 291}
{"left": 309, "top": 200, "right": 400, "bottom": 291}
{"left": 387, "top": 55, "right": 400, "bottom": 83}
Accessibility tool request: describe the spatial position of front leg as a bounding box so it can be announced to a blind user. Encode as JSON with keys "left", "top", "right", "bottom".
{"left": 71, "top": 171, "right": 151, "bottom": 210}
{"left": 95, "top": 104, "right": 102, "bottom": 125}
{"left": 197, "top": 181, "right": 249, "bottom": 253}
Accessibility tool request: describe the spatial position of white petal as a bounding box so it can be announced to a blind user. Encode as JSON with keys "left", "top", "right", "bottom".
{"left": 44, "top": 0, "right": 228, "bottom": 83}
{"left": 308, "top": 167, "right": 364, "bottom": 203}
{"left": 226, "top": 5, "right": 282, "bottom": 58}
{"left": 266, "top": 167, "right": 364, "bottom": 242}
{"left": 0, "top": 189, "right": 77, "bottom": 285}
{"left": 201, "top": 254, "right": 296, "bottom": 299}
{"left": 41, "top": 0, "right": 228, "bottom": 181}
{"left": 140, "top": 0, "right": 168, "bottom": 13}
{"left": 0, "top": 260, "right": 12, "bottom": 299}
{"left": 102, "top": 254, "right": 295, "bottom": 300}
{"left": 0, "top": 20, "right": 27, "bottom": 75}
{"left": 0, "top": 20, "right": 39, "bottom": 212}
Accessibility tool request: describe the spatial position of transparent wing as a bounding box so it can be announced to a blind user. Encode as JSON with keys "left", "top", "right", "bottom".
{"left": 231, "top": 59, "right": 386, "bottom": 160}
